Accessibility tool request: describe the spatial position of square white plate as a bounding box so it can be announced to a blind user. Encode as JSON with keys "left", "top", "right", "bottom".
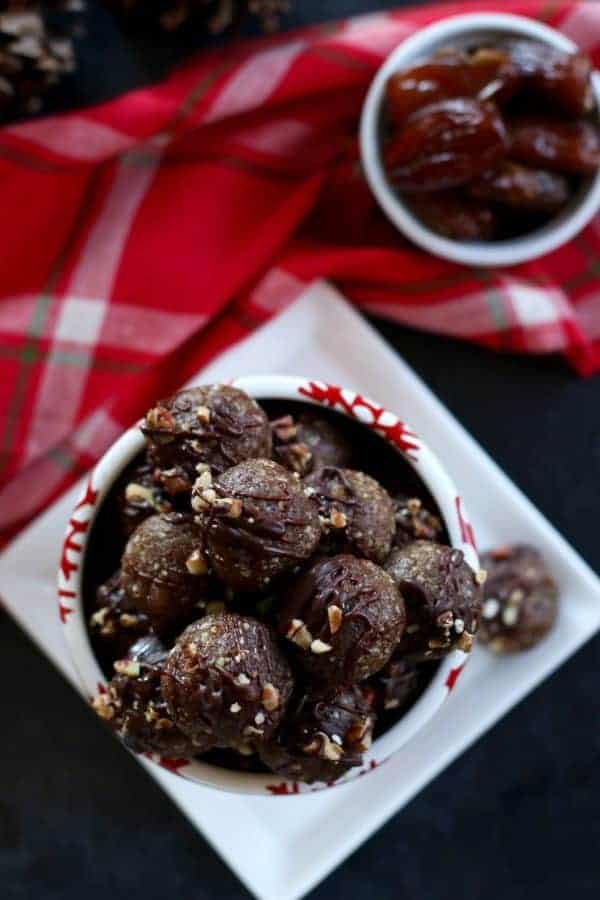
{"left": 1, "top": 282, "right": 599, "bottom": 900}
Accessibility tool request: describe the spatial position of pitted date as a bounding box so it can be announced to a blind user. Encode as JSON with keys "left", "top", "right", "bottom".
{"left": 386, "top": 47, "right": 518, "bottom": 124}
{"left": 470, "top": 162, "right": 569, "bottom": 212}
{"left": 506, "top": 40, "right": 594, "bottom": 117}
{"left": 384, "top": 98, "right": 509, "bottom": 192}
{"left": 510, "top": 118, "right": 600, "bottom": 175}
{"left": 408, "top": 192, "right": 495, "bottom": 240}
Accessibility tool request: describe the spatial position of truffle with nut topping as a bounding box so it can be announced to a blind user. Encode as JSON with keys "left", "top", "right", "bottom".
{"left": 304, "top": 467, "right": 396, "bottom": 564}
{"left": 259, "top": 683, "right": 375, "bottom": 784}
{"left": 161, "top": 612, "right": 294, "bottom": 751}
{"left": 478, "top": 544, "right": 558, "bottom": 653}
{"left": 90, "top": 570, "right": 152, "bottom": 660}
{"left": 120, "top": 513, "right": 211, "bottom": 636}
{"left": 385, "top": 540, "right": 481, "bottom": 661}
{"left": 92, "top": 635, "right": 213, "bottom": 757}
{"left": 198, "top": 458, "right": 322, "bottom": 592}
{"left": 279, "top": 554, "right": 405, "bottom": 684}
{"left": 392, "top": 494, "right": 443, "bottom": 548}
{"left": 366, "top": 653, "right": 419, "bottom": 714}
{"left": 117, "top": 462, "right": 173, "bottom": 537}
{"left": 142, "top": 384, "right": 272, "bottom": 493}
{"left": 271, "top": 412, "right": 352, "bottom": 476}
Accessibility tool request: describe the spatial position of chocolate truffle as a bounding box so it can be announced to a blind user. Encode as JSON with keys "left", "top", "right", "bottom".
{"left": 92, "top": 635, "right": 212, "bottom": 757}
{"left": 117, "top": 461, "right": 173, "bottom": 537}
{"left": 161, "top": 613, "right": 294, "bottom": 751}
{"left": 478, "top": 544, "right": 559, "bottom": 653}
{"left": 121, "top": 513, "right": 210, "bottom": 635}
{"left": 385, "top": 540, "right": 481, "bottom": 661}
{"left": 271, "top": 412, "right": 352, "bottom": 476}
{"left": 392, "top": 495, "right": 443, "bottom": 548}
{"left": 259, "top": 683, "right": 375, "bottom": 784}
{"left": 197, "top": 459, "right": 322, "bottom": 592}
{"left": 89, "top": 571, "right": 151, "bottom": 660}
{"left": 142, "top": 384, "right": 272, "bottom": 492}
{"left": 279, "top": 554, "right": 405, "bottom": 684}
{"left": 367, "top": 654, "right": 419, "bottom": 714}
{"left": 304, "top": 467, "right": 396, "bottom": 564}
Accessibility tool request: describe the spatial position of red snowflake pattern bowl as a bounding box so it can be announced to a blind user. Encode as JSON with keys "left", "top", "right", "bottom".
{"left": 58, "top": 374, "right": 479, "bottom": 795}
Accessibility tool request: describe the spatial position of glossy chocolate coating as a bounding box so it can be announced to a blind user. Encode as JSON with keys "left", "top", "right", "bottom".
{"left": 92, "top": 635, "right": 211, "bottom": 757}
{"left": 478, "top": 544, "right": 558, "bottom": 653}
{"left": 259, "top": 683, "right": 375, "bottom": 784}
{"left": 392, "top": 495, "right": 443, "bottom": 548}
{"left": 90, "top": 570, "right": 152, "bottom": 660}
{"left": 367, "top": 653, "right": 419, "bottom": 714}
{"left": 271, "top": 412, "right": 352, "bottom": 476}
{"left": 201, "top": 459, "right": 321, "bottom": 592}
{"left": 510, "top": 118, "right": 600, "bottom": 176}
{"left": 121, "top": 513, "right": 209, "bottom": 635}
{"left": 161, "top": 613, "right": 294, "bottom": 750}
{"left": 116, "top": 461, "right": 173, "bottom": 538}
{"left": 304, "top": 466, "right": 395, "bottom": 564}
{"left": 279, "top": 554, "right": 405, "bottom": 684}
{"left": 143, "top": 384, "right": 272, "bottom": 491}
{"left": 385, "top": 541, "right": 481, "bottom": 661}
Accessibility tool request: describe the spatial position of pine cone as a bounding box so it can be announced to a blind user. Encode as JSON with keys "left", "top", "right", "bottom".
{"left": 105, "top": 0, "right": 289, "bottom": 35}
{"left": 0, "top": 1, "right": 80, "bottom": 123}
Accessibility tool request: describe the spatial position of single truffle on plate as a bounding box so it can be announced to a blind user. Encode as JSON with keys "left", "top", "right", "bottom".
{"left": 385, "top": 540, "right": 482, "bottom": 661}
{"left": 392, "top": 495, "right": 444, "bottom": 548}
{"left": 259, "top": 683, "right": 375, "bottom": 784}
{"left": 197, "top": 458, "right": 322, "bottom": 592}
{"left": 478, "top": 544, "right": 559, "bottom": 653}
{"left": 271, "top": 412, "right": 352, "bottom": 476}
{"left": 279, "top": 554, "right": 405, "bottom": 684}
{"left": 120, "top": 513, "right": 210, "bottom": 635}
{"left": 117, "top": 461, "right": 173, "bottom": 537}
{"left": 161, "top": 613, "right": 294, "bottom": 752}
{"left": 367, "top": 654, "right": 419, "bottom": 714}
{"left": 142, "top": 384, "right": 272, "bottom": 493}
{"left": 92, "top": 635, "right": 213, "bottom": 757}
{"left": 89, "top": 571, "right": 151, "bottom": 660}
{"left": 304, "top": 466, "right": 396, "bottom": 564}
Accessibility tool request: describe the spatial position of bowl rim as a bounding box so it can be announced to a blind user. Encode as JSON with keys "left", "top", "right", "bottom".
{"left": 57, "top": 374, "right": 479, "bottom": 795}
{"left": 359, "top": 11, "right": 600, "bottom": 268}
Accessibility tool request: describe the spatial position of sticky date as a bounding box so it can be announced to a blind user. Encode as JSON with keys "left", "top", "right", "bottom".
{"left": 408, "top": 191, "right": 495, "bottom": 240}
{"left": 505, "top": 40, "right": 594, "bottom": 117}
{"left": 470, "top": 162, "right": 569, "bottom": 212}
{"left": 384, "top": 98, "right": 509, "bottom": 192}
{"left": 386, "top": 47, "right": 518, "bottom": 124}
{"left": 510, "top": 118, "right": 600, "bottom": 175}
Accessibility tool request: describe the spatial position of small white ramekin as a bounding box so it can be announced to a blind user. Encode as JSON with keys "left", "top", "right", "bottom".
{"left": 360, "top": 12, "right": 600, "bottom": 267}
{"left": 58, "top": 374, "right": 479, "bottom": 795}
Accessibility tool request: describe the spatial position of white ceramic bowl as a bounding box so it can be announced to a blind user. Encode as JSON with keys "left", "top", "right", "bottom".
{"left": 360, "top": 12, "right": 600, "bottom": 267}
{"left": 58, "top": 375, "right": 479, "bottom": 795}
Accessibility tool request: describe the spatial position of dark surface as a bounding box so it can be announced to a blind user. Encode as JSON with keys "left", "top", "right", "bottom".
{"left": 2, "top": 2, "right": 600, "bottom": 899}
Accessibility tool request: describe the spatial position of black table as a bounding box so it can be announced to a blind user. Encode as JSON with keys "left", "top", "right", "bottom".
{"left": 2, "top": 3, "right": 599, "bottom": 898}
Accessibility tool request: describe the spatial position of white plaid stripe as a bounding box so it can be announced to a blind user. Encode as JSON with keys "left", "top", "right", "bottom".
{"left": 249, "top": 267, "right": 306, "bottom": 313}
{"left": 4, "top": 116, "right": 134, "bottom": 161}
{"left": 360, "top": 293, "right": 509, "bottom": 336}
{"left": 559, "top": 2, "right": 600, "bottom": 53}
{"left": 574, "top": 292, "right": 600, "bottom": 339}
{"left": 335, "top": 12, "right": 414, "bottom": 53}
{"left": 24, "top": 140, "right": 166, "bottom": 464}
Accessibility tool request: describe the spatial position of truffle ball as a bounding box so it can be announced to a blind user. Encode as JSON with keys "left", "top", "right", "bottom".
{"left": 385, "top": 540, "right": 481, "bottom": 661}
{"left": 89, "top": 571, "right": 151, "bottom": 660}
{"left": 259, "top": 683, "right": 375, "bottom": 784}
{"left": 279, "top": 554, "right": 405, "bottom": 684}
{"left": 304, "top": 467, "right": 396, "bottom": 564}
{"left": 117, "top": 461, "right": 173, "bottom": 538}
{"left": 392, "top": 495, "right": 443, "bottom": 548}
{"left": 367, "top": 654, "right": 419, "bottom": 714}
{"left": 478, "top": 544, "right": 558, "bottom": 653}
{"left": 271, "top": 412, "right": 352, "bottom": 476}
{"left": 161, "top": 613, "right": 294, "bottom": 751}
{"left": 198, "top": 459, "right": 322, "bottom": 592}
{"left": 92, "top": 635, "right": 213, "bottom": 757}
{"left": 121, "top": 513, "right": 210, "bottom": 635}
{"left": 142, "top": 384, "right": 272, "bottom": 492}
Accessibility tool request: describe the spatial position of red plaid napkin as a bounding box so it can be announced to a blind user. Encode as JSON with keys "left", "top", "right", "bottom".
{"left": 1, "top": 0, "right": 599, "bottom": 545}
